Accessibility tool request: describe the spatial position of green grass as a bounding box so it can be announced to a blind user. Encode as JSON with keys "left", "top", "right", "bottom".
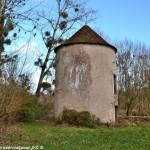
{"left": 2, "top": 123, "right": 150, "bottom": 150}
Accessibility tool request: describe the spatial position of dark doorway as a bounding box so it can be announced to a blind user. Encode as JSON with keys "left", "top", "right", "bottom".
{"left": 115, "top": 105, "right": 118, "bottom": 123}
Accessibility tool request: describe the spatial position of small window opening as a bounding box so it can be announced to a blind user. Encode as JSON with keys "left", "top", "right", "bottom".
{"left": 115, "top": 105, "right": 118, "bottom": 123}
{"left": 114, "top": 75, "right": 117, "bottom": 94}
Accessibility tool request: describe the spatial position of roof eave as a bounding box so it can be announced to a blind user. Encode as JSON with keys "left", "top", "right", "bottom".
{"left": 54, "top": 43, "right": 117, "bottom": 53}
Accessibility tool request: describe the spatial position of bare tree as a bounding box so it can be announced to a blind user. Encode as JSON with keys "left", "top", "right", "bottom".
{"left": 116, "top": 39, "right": 150, "bottom": 116}
{"left": 0, "top": 0, "right": 42, "bottom": 68}
{"left": 35, "top": 0, "right": 97, "bottom": 97}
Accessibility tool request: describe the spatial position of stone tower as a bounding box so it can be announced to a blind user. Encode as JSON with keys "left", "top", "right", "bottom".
{"left": 54, "top": 25, "right": 118, "bottom": 123}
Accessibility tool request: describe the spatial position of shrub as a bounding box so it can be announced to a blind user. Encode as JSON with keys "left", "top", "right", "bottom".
{"left": 58, "top": 109, "right": 100, "bottom": 128}
{"left": 20, "top": 98, "right": 40, "bottom": 122}
{"left": 0, "top": 79, "right": 40, "bottom": 125}
{"left": 38, "top": 93, "right": 54, "bottom": 122}
{"left": 0, "top": 82, "right": 39, "bottom": 124}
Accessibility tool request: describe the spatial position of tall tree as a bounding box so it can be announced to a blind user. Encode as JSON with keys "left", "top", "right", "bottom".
{"left": 35, "top": 0, "right": 97, "bottom": 97}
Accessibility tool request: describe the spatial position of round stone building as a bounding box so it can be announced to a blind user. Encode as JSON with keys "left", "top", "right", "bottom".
{"left": 54, "top": 25, "right": 118, "bottom": 123}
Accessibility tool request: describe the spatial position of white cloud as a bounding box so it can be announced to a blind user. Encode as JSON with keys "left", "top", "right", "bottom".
{"left": 15, "top": 42, "right": 40, "bottom": 53}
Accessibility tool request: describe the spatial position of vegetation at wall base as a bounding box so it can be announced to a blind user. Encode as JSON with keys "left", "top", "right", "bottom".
{"left": 56, "top": 109, "right": 102, "bottom": 128}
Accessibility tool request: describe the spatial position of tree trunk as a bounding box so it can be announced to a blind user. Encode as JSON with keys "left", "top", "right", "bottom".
{"left": 126, "top": 108, "right": 130, "bottom": 116}
{"left": 35, "top": 46, "right": 52, "bottom": 98}
{"left": 35, "top": 68, "right": 45, "bottom": 98}
{"left": 126, "top": 103, "right": 131, "bottom": 116}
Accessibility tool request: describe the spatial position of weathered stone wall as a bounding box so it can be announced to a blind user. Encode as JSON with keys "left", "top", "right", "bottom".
{"left": 54, "top": 44, "right": 117, "bottom": 123}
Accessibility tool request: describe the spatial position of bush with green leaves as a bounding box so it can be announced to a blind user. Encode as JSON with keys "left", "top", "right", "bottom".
{"left": 0, "top": 82, "right": 40, "bottom": 124}
{"left": 20, "top": 98, "right": 41, "bottom": 122}
{"left": 58, "top": 109, "right": 100, "bottom": 128}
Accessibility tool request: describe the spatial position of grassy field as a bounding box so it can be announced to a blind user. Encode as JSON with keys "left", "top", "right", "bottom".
{"left": 1, "top": 123, "right": 150, "bottom": 150}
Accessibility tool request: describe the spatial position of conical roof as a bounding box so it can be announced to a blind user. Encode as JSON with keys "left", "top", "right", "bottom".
{"left": 55, "top": 25, "right": 117, "bottom": 53}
